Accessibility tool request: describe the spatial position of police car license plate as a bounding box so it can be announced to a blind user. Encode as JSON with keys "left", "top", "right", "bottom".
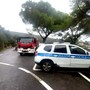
{"left": 23, "top": 49, "right": 28, "bottom": 51}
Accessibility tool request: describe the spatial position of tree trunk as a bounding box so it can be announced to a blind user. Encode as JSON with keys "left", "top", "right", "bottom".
{"left": 43, "top": 37, "right": 47, "bottom": 43}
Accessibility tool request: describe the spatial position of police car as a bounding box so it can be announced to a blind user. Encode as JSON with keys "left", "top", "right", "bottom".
{"left": 34, "top": 42, "right": 90, "bottom": 72}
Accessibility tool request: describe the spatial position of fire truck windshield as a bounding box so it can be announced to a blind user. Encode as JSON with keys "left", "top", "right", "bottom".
{"left": 20, "top": 38, "right": 33, "bottom": 43}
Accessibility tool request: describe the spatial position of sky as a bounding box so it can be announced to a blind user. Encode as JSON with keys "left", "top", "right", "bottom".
{"left": 0, "top": 0, "right": 71, "bottom": 33}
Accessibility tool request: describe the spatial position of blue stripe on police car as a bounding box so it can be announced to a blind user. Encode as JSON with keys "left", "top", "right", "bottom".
{"left": 38, "top": 53, "right": 90, "bottom": 59}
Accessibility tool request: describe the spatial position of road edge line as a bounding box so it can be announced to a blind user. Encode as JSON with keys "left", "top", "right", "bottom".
{"left": 0, "top": 62, "right": 14, "bottom": 67}
{"left": 33, "top": 64, "right": 42, "bottom": 71}
{"left": 78, "top": 72, "right": 90, "bottom": 83}
{"left": 18, "top": 67, "right": 53, "bottom": 90}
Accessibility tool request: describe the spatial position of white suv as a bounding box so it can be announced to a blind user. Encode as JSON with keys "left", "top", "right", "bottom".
{"left": 34, "top": 42, "right": 90, "bottom": 72}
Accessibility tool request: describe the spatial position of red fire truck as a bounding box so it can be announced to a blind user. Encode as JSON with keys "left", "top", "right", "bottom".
{"left": 17, "top": 36, "right": 39, "bottom": 55}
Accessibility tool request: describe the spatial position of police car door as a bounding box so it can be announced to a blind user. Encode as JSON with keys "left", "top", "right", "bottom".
{"left": 53, "top": 45, "right": 70, "bottom": 67}
{"left": 69, "top": 45, "right": 90, "bottom": 68}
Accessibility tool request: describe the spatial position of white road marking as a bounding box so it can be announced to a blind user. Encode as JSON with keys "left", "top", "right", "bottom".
{"left": 0, "top": 62, "right": 53, "bottom": 90}
{"left": 33, "top": 64, "right": 42, "bottom": 71}
{"left": 78, "top": 72, "right": 90, "bottom": 83}
{"left": 18, "top": 67, "right": 53, "bottom": 90}
{"left": 1, "top": 62, "right": 90, "bottom": 89}
{"left": 0, "top": 62, "right": 14, "bottom": 67}
{"left": 40, "top": 80, "right": 53, "bottom": 90}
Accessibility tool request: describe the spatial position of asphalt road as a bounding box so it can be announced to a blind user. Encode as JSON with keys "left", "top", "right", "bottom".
{"left": 0, "top": 48, "right": 90, "bottom": 90}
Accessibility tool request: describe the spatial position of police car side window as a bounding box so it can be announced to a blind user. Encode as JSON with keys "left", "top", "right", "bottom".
{"left": 44, "top": 45, "right": 52, "bottom": 52}
{"left": 54, "top": 45, "right": 67, "bottom": 53}
{"left": 69, "top": 46, "right": 86, "bottom": 55}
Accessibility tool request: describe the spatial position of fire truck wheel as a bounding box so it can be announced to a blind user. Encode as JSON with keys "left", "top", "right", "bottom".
{"left": 20, "top": 53, "right": 23, "bottom": 56}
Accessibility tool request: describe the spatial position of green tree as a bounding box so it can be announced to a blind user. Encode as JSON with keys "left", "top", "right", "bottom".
{"left": 0, "top": 35, "right": 4, "bottom": 50}
{"left": 0, "top": 25, "right": 16, "bottom": 50}
{"left": 58, "top": 0, "right": 90, "bottom": 44}
{"left": 20, "top": 1, "right": 69, "bottom": 43}
{"left": 71, "top": 0, "right": 90, "bottom": 33}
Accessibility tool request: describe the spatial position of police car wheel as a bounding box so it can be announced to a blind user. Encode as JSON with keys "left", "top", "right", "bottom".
{"left": 41, "top": 61, "right": 53, "bottom": 72}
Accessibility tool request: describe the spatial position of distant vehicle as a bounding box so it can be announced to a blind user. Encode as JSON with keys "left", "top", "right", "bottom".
{"left": 17, "top": 36, "right": 39, "bottom": 55}
{"left": 34, "top": 42, "right": 90, "bottom": 72}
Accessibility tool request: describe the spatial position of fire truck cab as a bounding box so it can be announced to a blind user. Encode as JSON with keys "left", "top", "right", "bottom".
{"left": 17, "top": 36, "right": 39, "bottom": 55}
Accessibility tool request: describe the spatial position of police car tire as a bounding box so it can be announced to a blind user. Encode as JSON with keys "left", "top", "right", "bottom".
{"left": 41, "top": 60, "right": 53, "bottom": 72}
